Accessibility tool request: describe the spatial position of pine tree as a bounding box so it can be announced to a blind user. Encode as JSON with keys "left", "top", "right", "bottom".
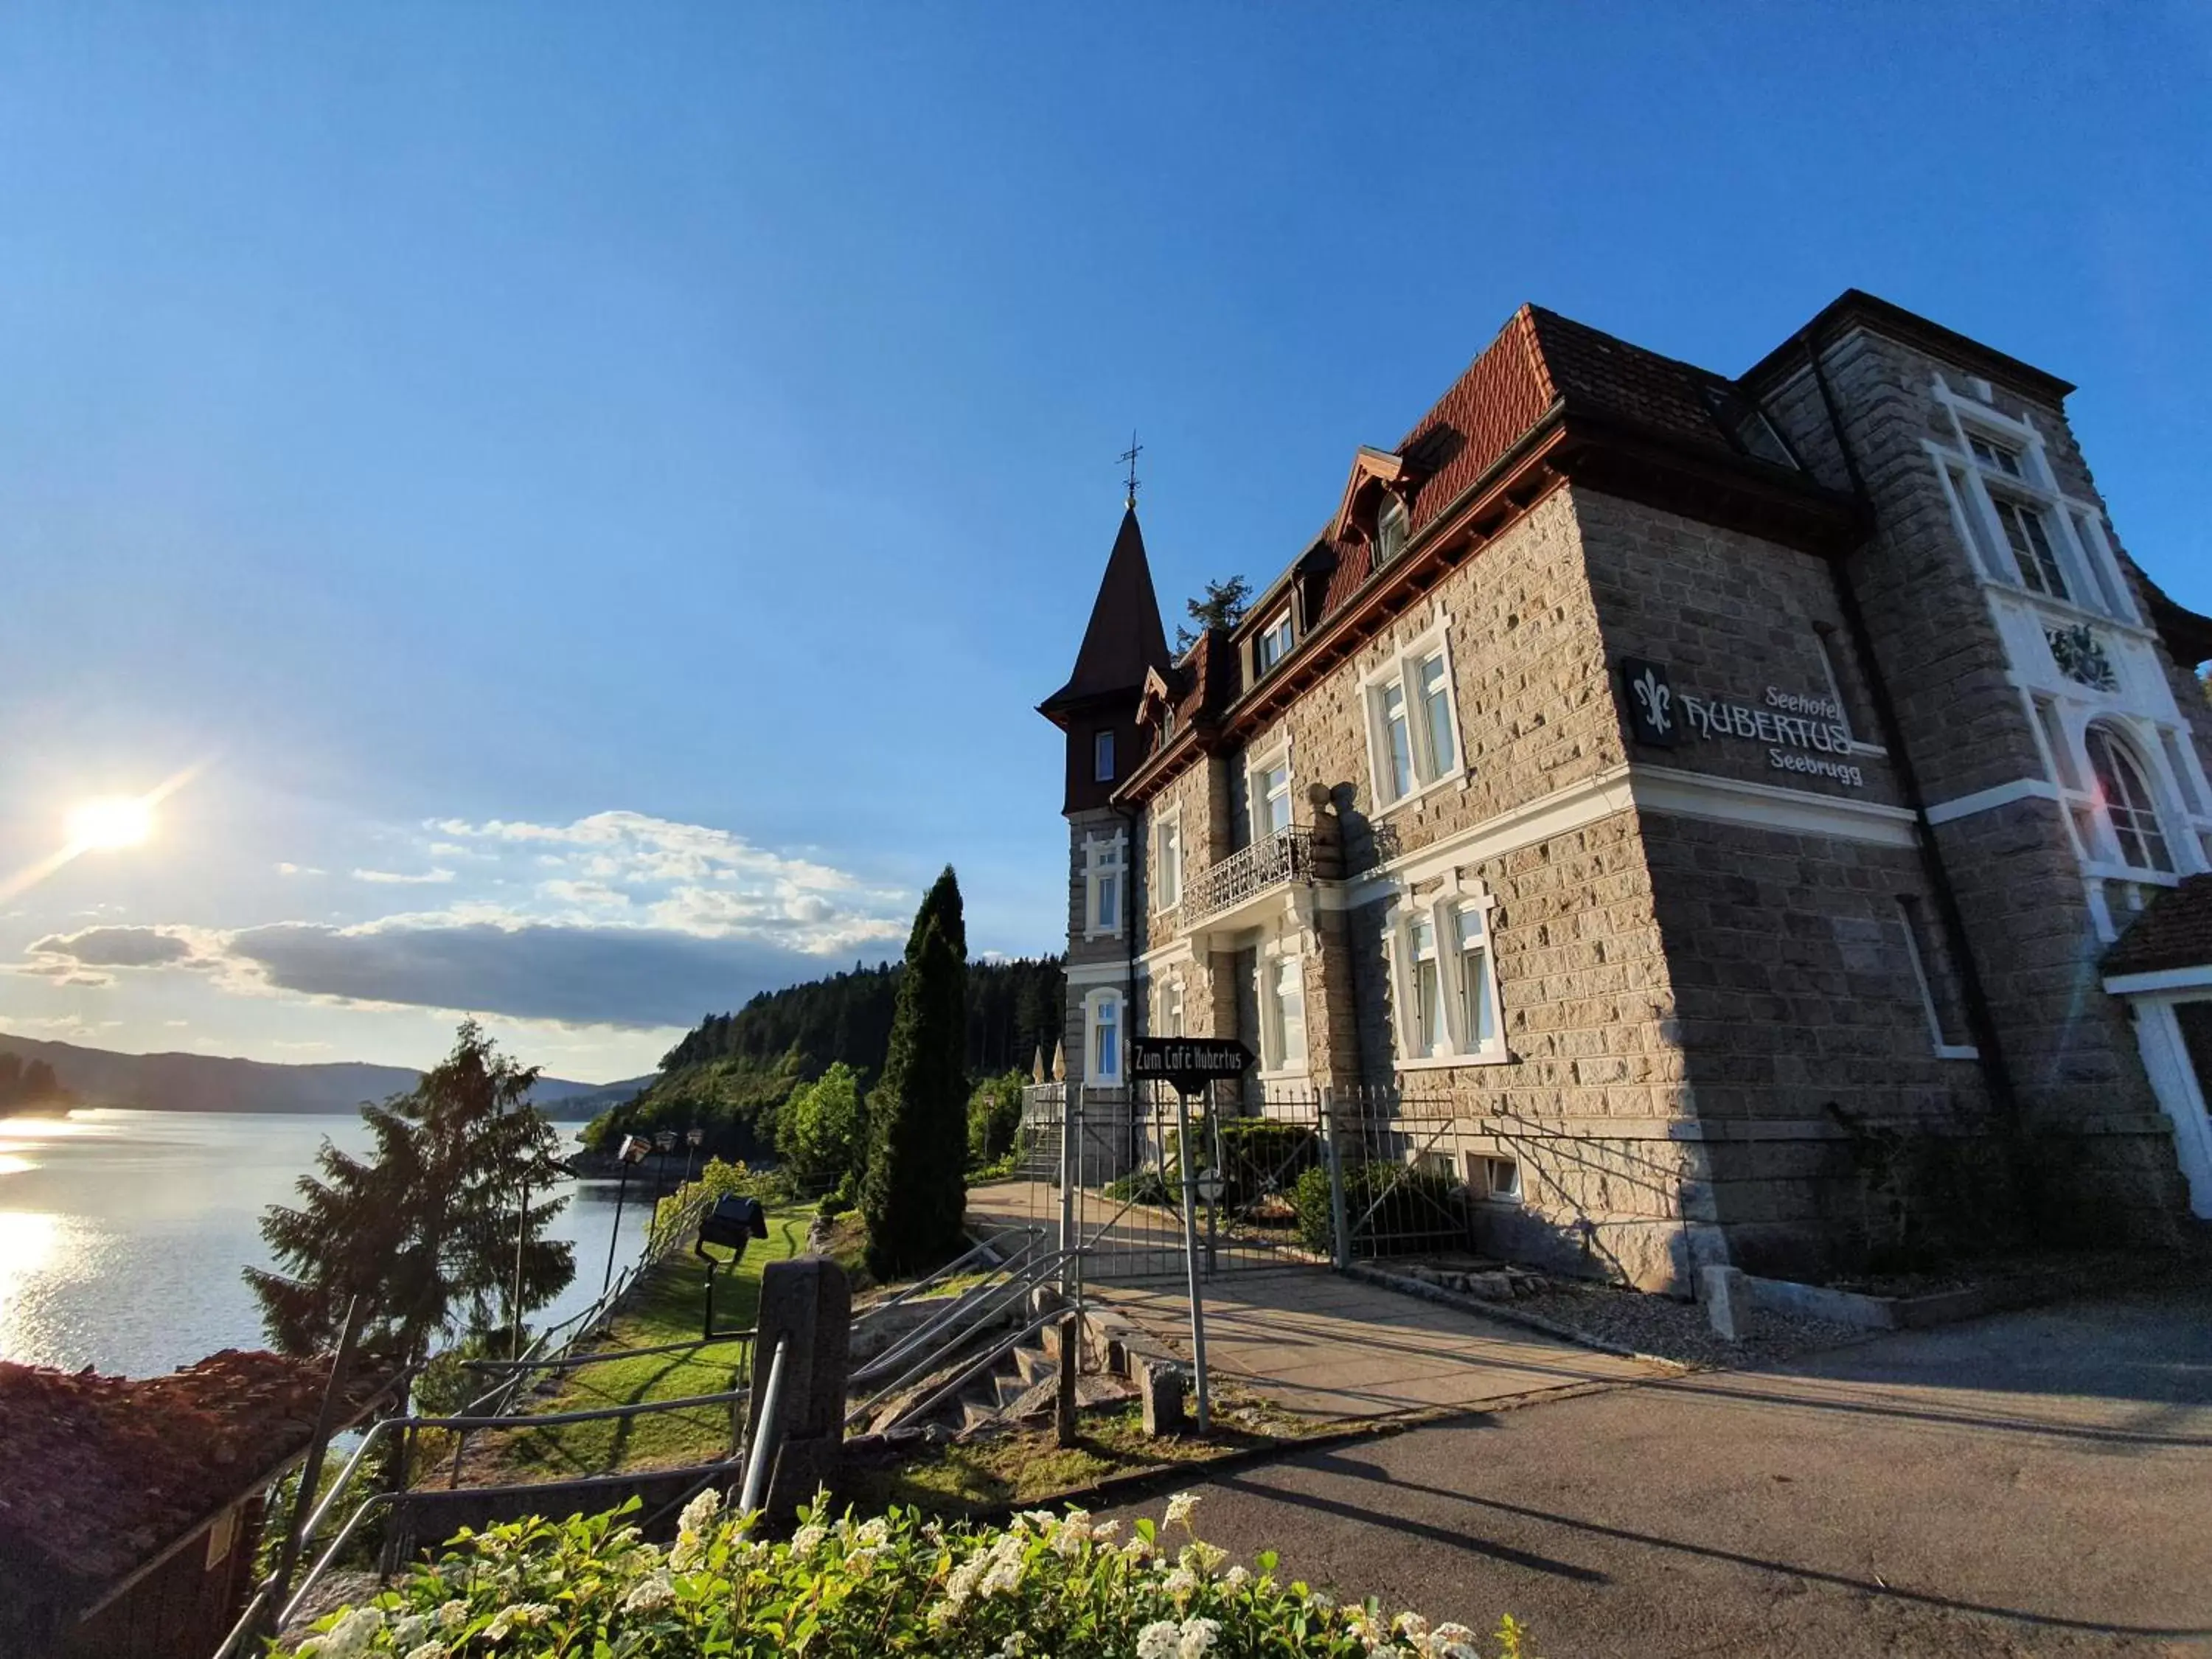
{"left": 860, "top": 873, "right": 971, "bottom": 1277}
{"left": 246, "top": 1020, "right": 574, "bottom": 1361}
{"left": 1175, "top": 574, "right": 1251, "bottom": 652}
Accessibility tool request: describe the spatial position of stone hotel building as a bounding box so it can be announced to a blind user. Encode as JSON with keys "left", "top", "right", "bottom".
{"left": 1038, "top": 290, "right": 2212, "bottom": 1290}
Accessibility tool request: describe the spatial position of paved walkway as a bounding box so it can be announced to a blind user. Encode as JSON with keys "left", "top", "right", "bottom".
{"left": 1105, "top": 1279, "right": 2212, "bottom": 1657}
{"left": 1093, "top": 1270, "right": 1664, "bottom": 1419}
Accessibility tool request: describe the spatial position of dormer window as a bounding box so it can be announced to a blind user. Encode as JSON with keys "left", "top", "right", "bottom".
{"left": 1094, "top": 729, "right": 1116, "bottom": 782}
{"left": 1256, "top": 611, "right": 1294, "bottom": 675}
{"left": 1374, "top": 496, "right": 1409, "bottom": 568}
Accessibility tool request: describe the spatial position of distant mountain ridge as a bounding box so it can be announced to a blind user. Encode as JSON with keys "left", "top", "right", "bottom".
{"left": 0, "top": 1031, "right": 649, "bottom": 1116}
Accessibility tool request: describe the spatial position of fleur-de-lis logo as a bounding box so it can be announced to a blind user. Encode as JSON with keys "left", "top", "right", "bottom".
{"left": 1632, "top": 667, "right": 1672, "bottom": 734}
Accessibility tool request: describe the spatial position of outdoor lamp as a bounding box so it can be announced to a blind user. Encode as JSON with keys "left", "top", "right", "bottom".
{"left": 654, "top": 1130, "right": 678, "bottom": 1153}
{"left": 618, "top": 1135, "right": 650, "bottom": 1164}
{"left": 695, "top": 1194, "right": 770, "bottom": 1338}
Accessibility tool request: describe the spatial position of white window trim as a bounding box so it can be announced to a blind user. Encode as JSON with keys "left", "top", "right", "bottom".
{"left": 1253, "top": 941, "right": 1310, "bottom": 1079}
{"left": 1255, "top": 609, "right": 1295, "bottom": 676}
{"left": 1385, "top": 876, "right": 1508, "bottom": 1070}
{"left": 1896, "top": 900, "right": 1979, "bottom": 1060}
{"left": 1082, "top": 987, "right": 1124, "bottom": 1084}
{"left": 1246, "top": 737, "right": 1295, "bottom": 841}
{"left": 1925, "top": 378, "right": 2141, "bottom": 625}
{"left": 1082, "top": 830, "right": 1127, "bottom": 941}
{"left": 1152, "top": 805, "right": 1183, "bottom": 914}
{"left": 1360, "top": 613, "right": 1469, "bottom": 819}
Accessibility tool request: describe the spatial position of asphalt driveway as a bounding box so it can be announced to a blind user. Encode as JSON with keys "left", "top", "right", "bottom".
{"left": 1110, "top": 1277, "right": 2212, "bottom": 1658}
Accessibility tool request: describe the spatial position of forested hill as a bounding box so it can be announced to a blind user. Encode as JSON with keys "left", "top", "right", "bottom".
{"left": 661, "top": 956, "right": 1065, "bottom": 1081}
{"left": 580, "top": 955, "right": 1065, "bottom": 1158}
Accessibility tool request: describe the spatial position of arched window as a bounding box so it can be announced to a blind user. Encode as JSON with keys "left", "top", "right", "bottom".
{"left": 2086, "top": 726, "right": 2173, "bottom": 874}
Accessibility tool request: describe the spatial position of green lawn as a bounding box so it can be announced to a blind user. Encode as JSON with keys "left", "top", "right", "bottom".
{"left": 472, "top": 1213, "right": 810, "bottom": 1481}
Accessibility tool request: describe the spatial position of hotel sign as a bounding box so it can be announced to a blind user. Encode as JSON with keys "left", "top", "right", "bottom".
{"left": 1619, "top": 658, "right": 1865, "bottom": 788}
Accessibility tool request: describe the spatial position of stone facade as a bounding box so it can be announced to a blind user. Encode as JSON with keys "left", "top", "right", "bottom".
{"left": 1044, "top": 292, "right": 2212, "bottom": 1290}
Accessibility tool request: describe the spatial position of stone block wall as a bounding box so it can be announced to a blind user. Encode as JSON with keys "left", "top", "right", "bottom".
{"left": 1756, "top": 324, "right": 2197, "bottom": 1238}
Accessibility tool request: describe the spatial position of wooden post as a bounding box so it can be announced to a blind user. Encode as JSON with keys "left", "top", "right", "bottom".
{"left": 1054, "top": 1314, "right": 1079, "bottom": 1448}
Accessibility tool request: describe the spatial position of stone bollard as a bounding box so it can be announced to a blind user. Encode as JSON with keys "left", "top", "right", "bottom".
{"left": 1700, "top": 1264, "right": 1750, "bottom": 1343}
{"left": 1139, "top": 1358, "right": 1186, "bottom": 1437}
{"left": 744, "top": 1256, "right": 852, "bottom": 1520}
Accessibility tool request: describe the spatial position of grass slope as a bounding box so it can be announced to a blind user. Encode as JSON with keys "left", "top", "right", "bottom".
{"left": 478, "top": 1214, "right": 810, "bottom": 1481}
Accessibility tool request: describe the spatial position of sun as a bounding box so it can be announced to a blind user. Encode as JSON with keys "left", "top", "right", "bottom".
{"left": 65, "top": 795, "right": 156, "bottom": 852}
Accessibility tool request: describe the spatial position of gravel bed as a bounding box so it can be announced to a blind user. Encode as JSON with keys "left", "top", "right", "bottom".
{"left": 1484, "top": 1279, "right": 1868, "bottom": 1369}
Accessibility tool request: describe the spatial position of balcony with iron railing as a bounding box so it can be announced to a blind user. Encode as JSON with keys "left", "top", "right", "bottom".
{"left": 1182, "top": 825, "right": 1318, "bottom": 925}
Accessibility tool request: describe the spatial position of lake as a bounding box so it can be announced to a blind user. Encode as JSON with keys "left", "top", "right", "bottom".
{"left": 0, "top": 1108, "right": 675, "bottom": 1377}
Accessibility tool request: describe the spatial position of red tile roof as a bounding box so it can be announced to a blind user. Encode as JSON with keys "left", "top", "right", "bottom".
{"left": 0, "top": 1349, "right": 389, "bottom": 1591}
{"left": 2104, "top": 874, "right": 2212, "bottom": 978}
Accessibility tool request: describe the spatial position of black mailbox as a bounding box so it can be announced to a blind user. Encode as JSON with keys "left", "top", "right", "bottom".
{"left": 695, "top": 1194, "right": 770, "bottom": 1340}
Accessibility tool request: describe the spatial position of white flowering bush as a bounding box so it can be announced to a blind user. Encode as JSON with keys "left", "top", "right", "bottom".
{"left": 279, "top": 1489, "right": 1534, "bottom": 1658}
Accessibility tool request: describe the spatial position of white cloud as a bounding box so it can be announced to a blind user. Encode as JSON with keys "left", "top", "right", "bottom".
{"left": 276, "top": 862, "right": 327, "bottom": 876}
{"left": 352, "top": 867, "right": 458, "bottom": 886}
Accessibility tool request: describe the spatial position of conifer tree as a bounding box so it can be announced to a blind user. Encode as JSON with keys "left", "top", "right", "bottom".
{"left": 860, "top": 870, "right": 971, "bottom": 1276}
{"left": 248, "top": 1020, "right": 574, "bottom": 1361}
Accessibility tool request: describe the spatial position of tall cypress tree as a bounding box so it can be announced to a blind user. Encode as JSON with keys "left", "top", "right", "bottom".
{"left": 861, "top": 871, "right": 971, "bottom": 1276}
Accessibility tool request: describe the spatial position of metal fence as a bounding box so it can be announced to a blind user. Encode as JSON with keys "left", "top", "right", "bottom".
{"left": 984, "top": 1082, "right": 1493, "bottom": 1285}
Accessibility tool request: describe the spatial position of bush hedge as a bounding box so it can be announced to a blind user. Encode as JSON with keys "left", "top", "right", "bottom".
{"left": 1290, "top": 1160, "right": 1470, "bottom": 1258}
{"left": 281, "top": 1489, "right": 1531, "bottom": 1659}
{"left": 1161, "top": 1116, "right": 1322, "bottom": 1210}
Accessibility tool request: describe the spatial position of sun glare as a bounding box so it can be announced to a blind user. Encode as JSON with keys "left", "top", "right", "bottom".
{"left": 66, "top": 795, "right": 156, "bottom": 852}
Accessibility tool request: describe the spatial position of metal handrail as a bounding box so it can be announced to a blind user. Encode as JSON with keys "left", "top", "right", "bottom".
{"left": 848, "top": 1233, "right": 1047, "bottom": 1386}
{"left": 850, "top": 1228, "right": 1040, "bottom": 1329}
{"left": 844, "top": 1245, "right": 1077, "bottom": 1428}
{"left": 1183, "top": 825, "right": 1317, "bottom": 923}
{"left": 878, "top": 1304, "right": 1067, "bottom": 1437}
{"left": 214, "top": 1190, "right": 726, "bottom": 1659}
{"left": 737, "top": 1335, "right": 791, "bottom": 1515}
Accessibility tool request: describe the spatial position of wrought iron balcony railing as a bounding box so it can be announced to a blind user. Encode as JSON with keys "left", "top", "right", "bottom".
{"left": 1183, "top": 826, "right": 1317, "bottom": 923}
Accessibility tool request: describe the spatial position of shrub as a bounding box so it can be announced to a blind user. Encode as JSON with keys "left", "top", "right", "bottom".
{"left": 279, "top": 1489, "right": 1531, "bottom": 1659}
{"left": 777, "top": 1062, "right": 867, "bottom": 1187}
{"left": 1105, "top": 1166, "right": 1175, "bottom": 1207}
{"left": 1161, "top": 1116, "right": 1321, "bottom": 1211}
{"left": 966, "top": 1070, "right": 1027, "bottom": 1166}
{"left": 649, "top": 1158, "right": 797, "bottom": 1245}
{"left": 1291, "top": 1160, "right": 1470, "bottom": 1258}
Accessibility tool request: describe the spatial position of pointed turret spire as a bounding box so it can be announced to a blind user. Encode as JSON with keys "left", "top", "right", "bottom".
{"left": 1038, "top": 504, "right": 1172, "bottom": 723}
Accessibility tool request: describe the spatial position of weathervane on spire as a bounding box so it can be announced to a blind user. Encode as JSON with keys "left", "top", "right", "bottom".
{"left": 1120, "top": 429, "right": 1143, "bottom": 509}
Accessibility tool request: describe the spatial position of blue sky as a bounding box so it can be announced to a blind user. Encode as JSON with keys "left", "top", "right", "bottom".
{"left": 1, "top": 5, "right": 2206, "bottom": 1079}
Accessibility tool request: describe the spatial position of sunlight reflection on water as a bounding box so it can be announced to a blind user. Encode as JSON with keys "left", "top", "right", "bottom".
{"left": 0, "top": 1108, "right": 654, "bottom": 1377}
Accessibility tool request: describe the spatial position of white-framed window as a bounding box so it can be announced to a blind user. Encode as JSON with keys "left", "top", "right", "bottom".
{"left": 1464, "top": 1152, "right": 1520, "bottom": 1203}
{"left": 1084, "top": 832, "right": 1125, "bottom": 938}
{"left": 1928, "top": 385, "right": 2138, "bottom": 623}
{"left": 1159, "top": 976, "right": 1185, "bottom": 1037}
{"left": 2086, "top": 724, "right": 2174, "bottom": 874}
{"left": 1992, "top": 496, "right": 2067, "bottom": 599}
{"left": 1093, "top": 729, "right": 1116, "bottom": 782}
{"left": 1085, "top": 989, "right": 1123, "bottom": 1082}
{"left": 1253, "top": 753, "right": 1293, "bottom": 838}
{"left": 1273, "top": 955, "right": 1307, "bottom": 1071}
{"left": 1374, "top": 495, "right": 1408, "bottom": 568}
{"left": 1255, "top": 610, "right": 1294, "bottom": 675}
{"left": 1389, "top": 885, "right": 1506, "bottom": 1068}
{"left": 1896, "top": 895, "right": 1976, "bottom": 1059}
{"left": 1362, "top": 621, "right": 1464, "bottom": 810}
{"left": 1153, "top": 810, "right": 1183, "bottom": 911}
{"left": 1453, "top": 905, "right": 1497, "bottom": 1051}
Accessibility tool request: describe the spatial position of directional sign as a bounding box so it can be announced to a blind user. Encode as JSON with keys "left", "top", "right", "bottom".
{"left": 1130, "top": 1037, "right": 1254, "bottom": 1096}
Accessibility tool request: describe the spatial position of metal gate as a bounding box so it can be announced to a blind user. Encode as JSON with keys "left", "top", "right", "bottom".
{"left": 974, "top": 1083, "right": 1487, "bottom": 1283}
{"left": 984, "top": 1082, "right": 1330, "bottom": 1283}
